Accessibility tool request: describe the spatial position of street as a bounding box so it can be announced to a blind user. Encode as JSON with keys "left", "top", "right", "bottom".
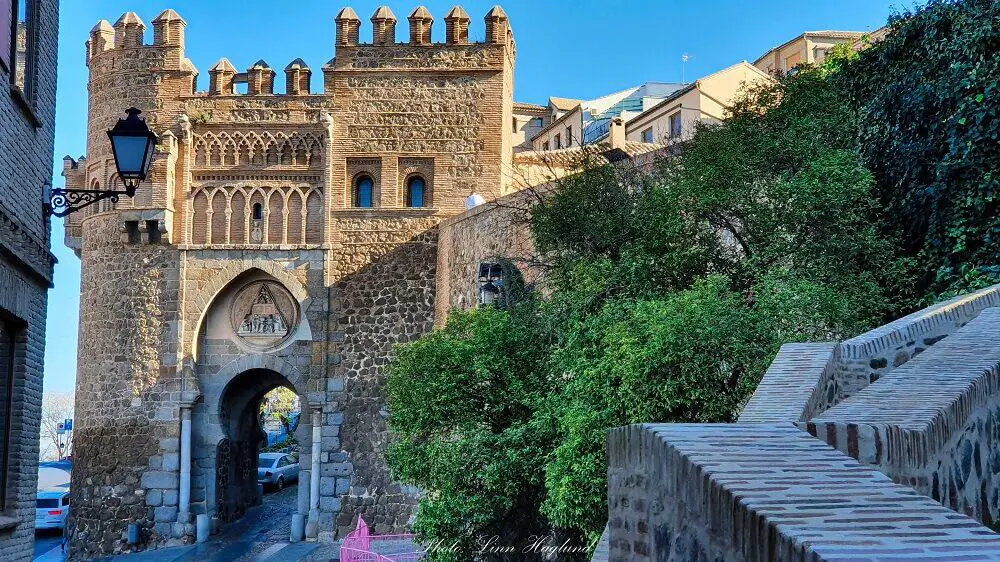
{"left": 33, "top": 529, "right": 64, "bottom": 561}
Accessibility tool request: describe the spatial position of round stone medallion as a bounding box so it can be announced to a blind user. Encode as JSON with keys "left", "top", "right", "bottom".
{"left": 230, "top": 281, "right": 299, "bottom": 350}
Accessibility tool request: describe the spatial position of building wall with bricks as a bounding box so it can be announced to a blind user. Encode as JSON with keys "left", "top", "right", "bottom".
{"left": 64, "top": 5, "right": 516, "bottom": 557}
{"left": 0, "top": 1, "right": 58, "bottom": 561}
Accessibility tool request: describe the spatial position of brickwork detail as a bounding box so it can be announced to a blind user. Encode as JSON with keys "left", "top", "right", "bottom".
{"left": 607, "top": 424, "right": 1000, "bottom": 561}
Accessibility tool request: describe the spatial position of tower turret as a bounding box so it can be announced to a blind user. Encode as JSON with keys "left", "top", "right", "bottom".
{"left": 151, "top": 9, "right": 185, "bottom": 48}
{"left": 444, "top": 6, "right": 469, "bottom": 45}
{"left": 335, "top": 7, "right": 361, "bottom": 46}
{"left": 87, "top": 20, "right": 114, "bottom": 64}
{"left": 484, "top": 5, "right": 508, "bottom": 45}
{"left": 247, "top": 60, "right": 275, "bottom": 95}
{"left": 371, "top": 6, "right": 397, "bottom": 45}
{"left": 408, "top": 6, "right": 432, "bottom": 45}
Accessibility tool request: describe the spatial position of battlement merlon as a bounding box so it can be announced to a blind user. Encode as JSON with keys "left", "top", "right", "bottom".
{"left": 86, "top": 6, "right": 515, "bottom": 91}
{"left": 86, "top": 10, "right": 188, "bottom": 70}
{"left": 334, "top": 5, "right": 514, "bottom": 50}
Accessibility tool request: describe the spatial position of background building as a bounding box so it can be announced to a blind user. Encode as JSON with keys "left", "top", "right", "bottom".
{"left": 753, "top": 30, "right": 866, "bottom": 75}
{"left": 0, "top": 0, "right": 59, "bottom": 561}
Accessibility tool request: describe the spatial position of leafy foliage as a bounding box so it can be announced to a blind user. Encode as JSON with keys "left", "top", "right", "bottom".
{"left": 387, "top": 302, "right": 559, "bottom": 561}
{"left": 837, "top": 0, "right": 1000, "bottom": 300}
{"left": 387, "top": 1, "right": 1000, "bottom": 554}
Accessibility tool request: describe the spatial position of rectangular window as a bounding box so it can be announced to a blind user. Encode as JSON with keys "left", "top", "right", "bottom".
{"left": 0, "top": 318, "right": 19, "bottom": 511}
{"left": 641, "top": 127, "right": 654, "bottom": 143}
{"left": 0, "top": 0, "right": 11, "bottom": 71}
{"left": 124, "top": 220, "right": 140, "bottom": 244}
{"left": 566, "top": 126, "right": 573, "bottom": 146}
{"left": 10, "top": 0, "right": 35, "bottom": 103}
{"left": 542, "top": 141, "right": 549, "bottom": 151}
{"left": 554, "top": 134, "right": 561, "bottom": 149}
{"left": 529, "top": 117, "right": 543, "bottom": 128}
{"left": 668, "top": 112, "right": 682, "bottom": 139}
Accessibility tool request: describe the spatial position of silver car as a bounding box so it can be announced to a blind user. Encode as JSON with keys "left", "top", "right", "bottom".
{"left": 257, "top": 453, "right": 299, "bottom": 490}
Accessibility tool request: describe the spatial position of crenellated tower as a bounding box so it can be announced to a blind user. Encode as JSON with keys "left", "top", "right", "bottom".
{"left": 65, "top": 5, "right": 517, "bottom": 558}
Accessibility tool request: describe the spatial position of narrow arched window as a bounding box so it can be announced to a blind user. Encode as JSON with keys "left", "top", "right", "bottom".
{"left": 353, "top": 175, "right": 374, "bottom": 208}
{"left": 252, "top": 202, "right": 263, "bottom": 221}
{"left": 405, "top": 175, "right": 425, "bottom": 208}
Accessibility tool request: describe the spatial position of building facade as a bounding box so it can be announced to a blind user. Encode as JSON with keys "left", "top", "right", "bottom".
{"left": 753, "top": 30, "right": 866, "bottom": 76}
{"left": 63, "top": 5, "right": 515, "bottom": 558}
{"left": 0, "top": 1, "right": 58, "bottom": 561}
{"left": 618, "top": 62, "right": 771, "bottom": 145}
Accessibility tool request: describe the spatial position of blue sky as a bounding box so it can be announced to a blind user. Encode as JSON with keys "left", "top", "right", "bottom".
{"left": 44, "top": 0, "right": 900, "bottom": 394}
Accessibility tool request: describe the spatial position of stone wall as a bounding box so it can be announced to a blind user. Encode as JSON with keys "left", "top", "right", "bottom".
{"left": 0, "top": 1, "right": 58, "bottom": 561}
{"left": 607, "top": 423, "right": 1000, "bottom": 561}
{"left": 330, "top": 212, "right": 439, "bottom": 538}
{"left": 436, "top": 186, "right": 542, "bottom": 323}
{"left": 807, "top": 307, "right": 1000, "bottom": 529}
{"left": 69, "top": 213, "right": 183, "bottom": 558}
{"left": 739, "top": 284, "right": 1000, "bottom": 424}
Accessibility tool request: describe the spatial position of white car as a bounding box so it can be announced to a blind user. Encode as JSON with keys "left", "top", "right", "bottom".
{"left": 36, "top": 465, "right": 71, "bottom": 530}
{"left": 257, "top": 452, "right": 299, "bottom": 490}
{"left": 35, "top": 489, "right": 70, "bottom": 530}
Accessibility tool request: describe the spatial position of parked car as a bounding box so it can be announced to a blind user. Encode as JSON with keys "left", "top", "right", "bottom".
{"left": 257, "top": 452, "right": 299, "bottom": 490}
{"left": 36, "top": 465, "right": 71, "bottom": 530}
{"left": 36, "top": 488, "right": 70, "bottom": 530}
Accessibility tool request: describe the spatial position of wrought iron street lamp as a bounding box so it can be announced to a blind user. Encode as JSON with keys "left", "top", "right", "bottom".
{"left": 47, "top": 107, "right": 157, "bottom": 217}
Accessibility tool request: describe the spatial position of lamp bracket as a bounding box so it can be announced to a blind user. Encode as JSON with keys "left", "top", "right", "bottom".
{"left": 46, "top": 187, "right": 135, "bottom": 218}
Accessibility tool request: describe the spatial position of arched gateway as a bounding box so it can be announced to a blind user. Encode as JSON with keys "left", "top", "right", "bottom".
{"left": 64, "top": 4, "right": 516, "bottom": 558}
{"left": 214, "top": 368, "right": 298, "bottom": 523}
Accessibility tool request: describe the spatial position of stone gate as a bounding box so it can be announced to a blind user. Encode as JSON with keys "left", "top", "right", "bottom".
{"left": 62, "top": 5, "right": 516, "bottom": 558}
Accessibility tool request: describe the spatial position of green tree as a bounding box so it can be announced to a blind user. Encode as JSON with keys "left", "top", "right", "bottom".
{"left": 388, "top": 63, "right": 903, "bottom": 556}
{"left": 387, "top": 302, "right": 558, "bottom": 561}
{"left": 837, "top": 0, "right": 1000, "bottom": 301}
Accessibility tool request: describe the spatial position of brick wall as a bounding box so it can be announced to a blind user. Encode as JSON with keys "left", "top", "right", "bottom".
{"left": 607, "top": 424, "right": 1000, "bottom": 561}
{"left": 0, "top": 1, "right": 58, "bottom": 561}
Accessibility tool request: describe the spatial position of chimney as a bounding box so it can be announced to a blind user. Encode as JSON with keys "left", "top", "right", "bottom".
{"left": 335, "top": 7, "right": 361, "bottom": 46}
{"left": 371, "top": 6, "right": 397, "bottom": 45}
{"left": 285, "top": 59, "right": 311, "bottom": 95}
{"left": 609, "top": 117, "right": 625, "bottom": 149}
{"left": 444, "top": 6, "right": 469, "bottom": 45}
{"left": 408, "top": 6, "right": 433, "bottom": 45}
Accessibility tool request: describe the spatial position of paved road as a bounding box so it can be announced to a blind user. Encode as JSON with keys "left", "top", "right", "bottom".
{"left": 33, "top": 528, "right": 65, "bottom": 561}
{"left": 93, "top": 483, "right": 324, "bottom": 562}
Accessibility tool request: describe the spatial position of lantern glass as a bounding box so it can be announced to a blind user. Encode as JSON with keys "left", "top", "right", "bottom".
{"left": 110, "top": 135, "right": 149, "bottom": 177}
{"left": 107, "top": 107, "right": 158, "bottom": 189}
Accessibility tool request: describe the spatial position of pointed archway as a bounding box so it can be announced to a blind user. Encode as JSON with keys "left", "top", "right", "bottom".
{"left": 215, "top": 368, "right": 298, "bottom": 523}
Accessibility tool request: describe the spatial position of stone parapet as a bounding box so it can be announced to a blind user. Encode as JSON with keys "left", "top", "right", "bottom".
{"left": 836, "top": 283, "right": 1000, "bottom": 398}
{"left": 736, "top": 284, "right": 1000, "bottom": 427}
{"left": 607, "top": 423, "right": 1000, "bottom": 561}
{"left": 737, "top": 342, "right": 838, "bottom": 423}
{"left": 806, "top": 306, "right": 1000, "bottom": 526}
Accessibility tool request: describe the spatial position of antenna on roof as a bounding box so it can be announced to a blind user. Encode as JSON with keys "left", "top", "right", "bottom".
{"left": 681, "top": 53, "right": 691, "bottom": 84}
